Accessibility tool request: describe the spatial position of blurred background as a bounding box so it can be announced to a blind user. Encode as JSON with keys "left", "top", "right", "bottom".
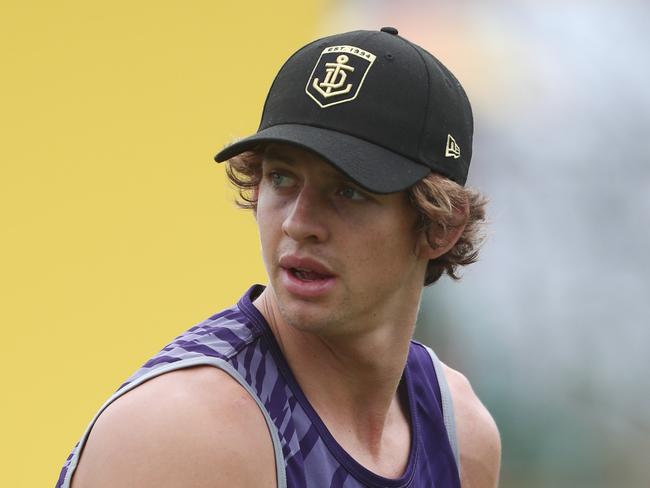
{"left": 1, "top": 1, "right": 648, "bottom": 487}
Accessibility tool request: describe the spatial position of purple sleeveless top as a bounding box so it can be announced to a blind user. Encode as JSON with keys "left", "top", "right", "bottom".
{"left": 57, "top": 285, "right": 460, "bottom": 488}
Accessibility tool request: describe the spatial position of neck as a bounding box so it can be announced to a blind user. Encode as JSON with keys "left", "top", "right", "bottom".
{"left": 254, "top": 285, "right": 421, "bottom": 452}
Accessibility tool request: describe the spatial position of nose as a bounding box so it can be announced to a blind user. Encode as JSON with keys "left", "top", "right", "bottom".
{"left": 281, "top": 185, "right": 329, "bottom": 243}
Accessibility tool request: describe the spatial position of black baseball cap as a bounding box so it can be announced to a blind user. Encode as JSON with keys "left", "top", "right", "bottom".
{"left": 214, "top": 27, "right": 473, "bottom": 193}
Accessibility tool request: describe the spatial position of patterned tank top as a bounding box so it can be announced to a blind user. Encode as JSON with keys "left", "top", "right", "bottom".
{"left": 57, "top": 285, "right": 461, "bottom": 487}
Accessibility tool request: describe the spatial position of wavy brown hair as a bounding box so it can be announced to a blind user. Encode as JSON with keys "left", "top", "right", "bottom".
{"left": 225, "top": 146, "right": 487, "bottom": 286}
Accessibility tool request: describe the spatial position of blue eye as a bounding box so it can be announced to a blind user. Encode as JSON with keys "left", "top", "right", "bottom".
{"left": 337, "top": 186, "right": 365, "bottom": 201}
{"left": 269, "top": 172, "right": 294, "bottom": 188}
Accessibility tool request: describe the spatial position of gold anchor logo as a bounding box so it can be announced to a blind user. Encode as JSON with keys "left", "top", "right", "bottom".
{"left": 306, "top": 45, "right": 376, "bottom": 108}
{"left": 312, "top": 54, "right": 355, "bottom": 98}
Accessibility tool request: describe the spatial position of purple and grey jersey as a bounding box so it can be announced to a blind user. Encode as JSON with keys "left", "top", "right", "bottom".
{"left": 57, "top": 285, "right": 461, "bottom": 488}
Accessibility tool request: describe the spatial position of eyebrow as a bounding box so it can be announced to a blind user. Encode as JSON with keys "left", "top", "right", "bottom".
{"left": 262, "top": 147, "right": 366, "bottom": 191}
{"left": 263, "top": 147, "right": 296, "bottom": 165}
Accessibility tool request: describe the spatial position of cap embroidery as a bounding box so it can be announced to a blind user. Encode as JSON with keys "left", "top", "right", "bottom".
{"left": 306, "top": 45, "right": 376, "bottom": 108}
{"left": 313, "top": 54, "right": 355, "bottom": 98}
{"left": 445, "top": 134, "right": 461, "bottom": 159}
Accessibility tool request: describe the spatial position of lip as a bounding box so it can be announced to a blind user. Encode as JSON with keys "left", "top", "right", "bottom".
{"left": 279, "top": 254, "right": 337, "bottom": 298}
{"left": 279, "top": 255, "right": 336, "bottom": 277}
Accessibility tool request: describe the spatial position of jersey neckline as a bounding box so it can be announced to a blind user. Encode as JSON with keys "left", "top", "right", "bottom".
{"left": 237, "top": 284, "right": 421, "bottom": 488}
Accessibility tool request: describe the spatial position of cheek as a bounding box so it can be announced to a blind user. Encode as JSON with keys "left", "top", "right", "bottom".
{"left": 385, "top": 228, "right": 419, "bottom": 269}
{"left": 257, "top": 213, "right": 279, "bottom": 249}
{"left": 257, "top": 184, "right": 290, "bottom": 217}
{"left": 349, "top": 225, "right": 417, "bottom": 274}
{"left": 256, "top": 191, "right": 291, "bottom": 263}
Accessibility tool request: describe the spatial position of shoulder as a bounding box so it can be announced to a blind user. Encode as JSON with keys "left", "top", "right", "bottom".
{"left": 443, "top": 363, "right": 501, "bottom": 488}
{"left": 71, "top": 366, "right": 276, "bottom": 488}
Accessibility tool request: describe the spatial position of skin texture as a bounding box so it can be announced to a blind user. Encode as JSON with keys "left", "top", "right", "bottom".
{"left": 445, "top": 365, "right": 502, "bottom": 487}
{"left": 71, "top": 144, "right": 500, "bottom": 487}
{"left": 71, "top": 367, "right": 276, "bottom": 488}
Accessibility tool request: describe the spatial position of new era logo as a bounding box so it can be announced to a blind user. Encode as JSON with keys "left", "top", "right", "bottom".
{"left": 445, "top": 134, "right": 461, "bottom": 159}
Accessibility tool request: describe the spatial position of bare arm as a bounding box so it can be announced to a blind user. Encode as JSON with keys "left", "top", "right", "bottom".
{"left": 71, "top": 366, "right": 276, "bottom": 488}
{"left": 444, "top": 365, "right": 501, "bottom": 488}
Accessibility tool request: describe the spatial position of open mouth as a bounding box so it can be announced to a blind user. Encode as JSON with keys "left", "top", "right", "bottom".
{"left": 278, "top": 255, "right": 337, "bottom": 297}
{"left": 289, "top": 267, "right": 332, "bottom": 281}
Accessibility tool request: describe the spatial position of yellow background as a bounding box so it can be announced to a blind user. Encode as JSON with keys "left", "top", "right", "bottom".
{"left": 1, "top": 1, "right": 323, "bottom": 485}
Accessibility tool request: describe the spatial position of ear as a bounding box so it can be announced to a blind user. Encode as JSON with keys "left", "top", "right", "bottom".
{"left": 415, "top": 203, "right": 469, "bottom": 260}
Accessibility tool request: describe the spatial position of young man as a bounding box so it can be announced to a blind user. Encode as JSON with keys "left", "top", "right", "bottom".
{"left": 58, "top": 28, "right": 500, "bottom": 487}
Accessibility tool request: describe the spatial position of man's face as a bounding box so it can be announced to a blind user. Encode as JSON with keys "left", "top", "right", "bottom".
{"left": 256, "top": 143, "right": 427, "bottom": 336}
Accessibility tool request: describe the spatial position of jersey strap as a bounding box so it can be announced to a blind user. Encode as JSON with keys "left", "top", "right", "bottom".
{"left": 56, "top": 356, "right": 287, "bottom": 488}
{"left": 422, "top": 345, "right": 461, "bottom": 472}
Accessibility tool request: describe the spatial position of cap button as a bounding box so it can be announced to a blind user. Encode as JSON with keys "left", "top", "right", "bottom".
{"left": 380, "top": 26, "right": 399, "bottom": 35}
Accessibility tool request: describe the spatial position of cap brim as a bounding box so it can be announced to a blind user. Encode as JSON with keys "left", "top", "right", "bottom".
{"left": 214, "top": 124, "right": 430, "bottom": 194}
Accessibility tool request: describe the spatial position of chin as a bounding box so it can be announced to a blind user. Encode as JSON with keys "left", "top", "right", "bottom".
{"left": 266, "top": 268, "right": 353, "bottom": 334}
{"left": 276, "top": 295, "right": 332, "bottom": 332}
